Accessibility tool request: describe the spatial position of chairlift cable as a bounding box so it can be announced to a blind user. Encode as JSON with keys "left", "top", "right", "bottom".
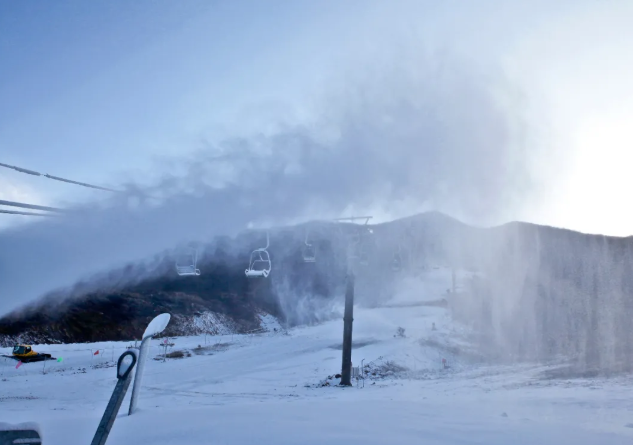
{"left": 0, "top": 199, "right": 66, "bottom": 213}
{"left": 0, "top": 161, "right": 120, "bottom": 192}
{"left": 0, "top": 209, "right": 57, "bottom": 217}
{"left": 42, "top": 173, "right": 119, "bottom": 192}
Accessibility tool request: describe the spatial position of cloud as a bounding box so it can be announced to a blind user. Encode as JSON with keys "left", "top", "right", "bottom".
{"left": 0, "top": 49, "right": 539, "bottom": 315}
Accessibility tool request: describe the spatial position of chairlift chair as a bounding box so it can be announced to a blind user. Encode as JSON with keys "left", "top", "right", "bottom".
{"left": 358, "top": 227, "right": 373, "bottom": 266}
{"left": 335, "top": 217, "right": 373, "bottom": 266}
{"left": 302, "top": 229, "right": 316, "bottom": 263}
{"left": 245, "top": 250, "right": 272, "bottom": 277}
{"left": 347, "top": 233, "right": 361, "bottom": 259}
{"left": 391, "top": 253, "right": 402, "bottom": 272}
{"left": 303, "top": 243, "right": 316, "bottom": 263}
{"left": 175, "top": 246, "right": 201, "bottom": 276}
{"left": 358, "top": 243, "right": 370, "bottom": 266}
{"left": 391, "top": 243, "right": 404, "bottom": 272}
{"left": 345, "top": 228, "right": 371, "bottom": 266}
{"left": 359, "top": 254, "right": 369, "bottom": 266}
{"left": 245, "top": 232, "right": 272, "bottom": 278}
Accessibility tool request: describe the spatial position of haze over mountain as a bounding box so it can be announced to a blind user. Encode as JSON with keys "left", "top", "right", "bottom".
{"left": 3, "top": 212, "right": 632, "bottom": 375}
{"left": 0, "top": 48, "right": 539, "bottom": 316}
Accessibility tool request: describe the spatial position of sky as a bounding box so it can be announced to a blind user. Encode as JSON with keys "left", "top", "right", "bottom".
{"left": 2, "top": 0, "right": 633, "bottom": 313}
{"left": 0, "top": 0, "right": 338, "bottom": 202}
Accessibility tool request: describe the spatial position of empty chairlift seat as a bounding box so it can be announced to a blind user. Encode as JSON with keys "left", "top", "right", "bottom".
{"left": 175, "top": 246, "right": 201, "bottom": 276}
{"left": 245, "top": 249, "right": 272, "bottom": 277}
{"left": 391, "top": 251, "right": 402, "bottom": 272}
{"left": 245, "top": 232, "right": 272, "bottom": 278}
{"left": 302, "top": 243, "right": 316, "bottom": 263}
{"left": 303, "top": 229, "right": 316, "bottom": 263}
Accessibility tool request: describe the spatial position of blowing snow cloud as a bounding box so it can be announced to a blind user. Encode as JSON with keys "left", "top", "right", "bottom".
{"left": 0, "top": 50, "right": 537, "bottom": 315}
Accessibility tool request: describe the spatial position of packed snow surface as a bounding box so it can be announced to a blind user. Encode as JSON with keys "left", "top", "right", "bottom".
{"left": 2, "top": 282, "right": 633, "bottom": 444}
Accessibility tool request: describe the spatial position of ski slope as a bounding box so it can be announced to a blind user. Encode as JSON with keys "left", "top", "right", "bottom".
{"left": 2, "top": 276, "right": 633, "bottom": 444}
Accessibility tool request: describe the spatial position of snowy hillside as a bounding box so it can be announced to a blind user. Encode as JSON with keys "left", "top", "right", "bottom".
{"left": 5, "top": 212, "right": 633, "bottom": 376}
{"left": 2, "top": 276, "right": 632, "bottom": 444}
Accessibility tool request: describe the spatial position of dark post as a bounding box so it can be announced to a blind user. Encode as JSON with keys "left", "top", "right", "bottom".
{"left": 340, "top": 272, "right": 355, "bottom": 386}
{"left": 334, "top": 215, "right": 372, "bottom": 387}
{"left": 91, "top": 351, "right": 137, "bottom": 445}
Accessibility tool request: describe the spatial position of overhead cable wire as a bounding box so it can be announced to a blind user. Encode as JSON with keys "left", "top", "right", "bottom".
{"left": 0, "top": 209, "right": 57, "bottom": 217}
{"left": 43, "top": 173, "right": 119, "bottom": 192}
{"left": 0, "top": 161, "right": 120, "bottom": 192}
{"left": 0, "top": 199, "right": 66, "bottom": 213}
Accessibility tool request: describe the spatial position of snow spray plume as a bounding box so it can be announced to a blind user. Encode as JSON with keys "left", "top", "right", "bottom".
{"left": 407, "top": 215, "right": 633, "bottom": 374}
{"left": 272, "top": 277, "right": 343, "bottom": 328}
{"left": 0, "top": 52, "right": 536, "bottom": 316}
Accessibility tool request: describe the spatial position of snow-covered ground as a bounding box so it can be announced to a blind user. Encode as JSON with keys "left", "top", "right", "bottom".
{"left": 2, "top": 275, "right": 633, "bottom": 444}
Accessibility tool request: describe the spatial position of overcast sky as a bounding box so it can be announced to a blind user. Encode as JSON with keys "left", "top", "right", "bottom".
{"left": 2, "top": 0, "right": 633, "bottom": 313}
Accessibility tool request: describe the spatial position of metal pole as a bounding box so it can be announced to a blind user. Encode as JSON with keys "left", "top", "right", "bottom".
{"left": 128, "top": 336, "right": 151, "bottom": 415}
{"left": 340, "top": 271, "right": 355, "bottom": 386}
{"left": 91, "top": 351, "right": 137, "bottom": 445}
{"left": 127, "top": 312, "right": 171, "bottom": 416}
{"left": 335, "top": 215, "right": 372, "bottom": 387}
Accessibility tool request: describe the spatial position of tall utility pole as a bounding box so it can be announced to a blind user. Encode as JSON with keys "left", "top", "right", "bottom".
{"left": 340, "top": 272, "right": 355, "bottom": 386}
{"left": 334, "top": 216, "right": 373, "bottom": 386}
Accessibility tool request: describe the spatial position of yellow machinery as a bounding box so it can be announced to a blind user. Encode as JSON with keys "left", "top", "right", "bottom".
{"left": 3, "top": 344, "right": 54, "bottom": 363}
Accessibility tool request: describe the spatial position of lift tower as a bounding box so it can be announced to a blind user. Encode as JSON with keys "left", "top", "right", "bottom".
{"left": 334, "top": 216, "right": 373, "bottom": 386}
